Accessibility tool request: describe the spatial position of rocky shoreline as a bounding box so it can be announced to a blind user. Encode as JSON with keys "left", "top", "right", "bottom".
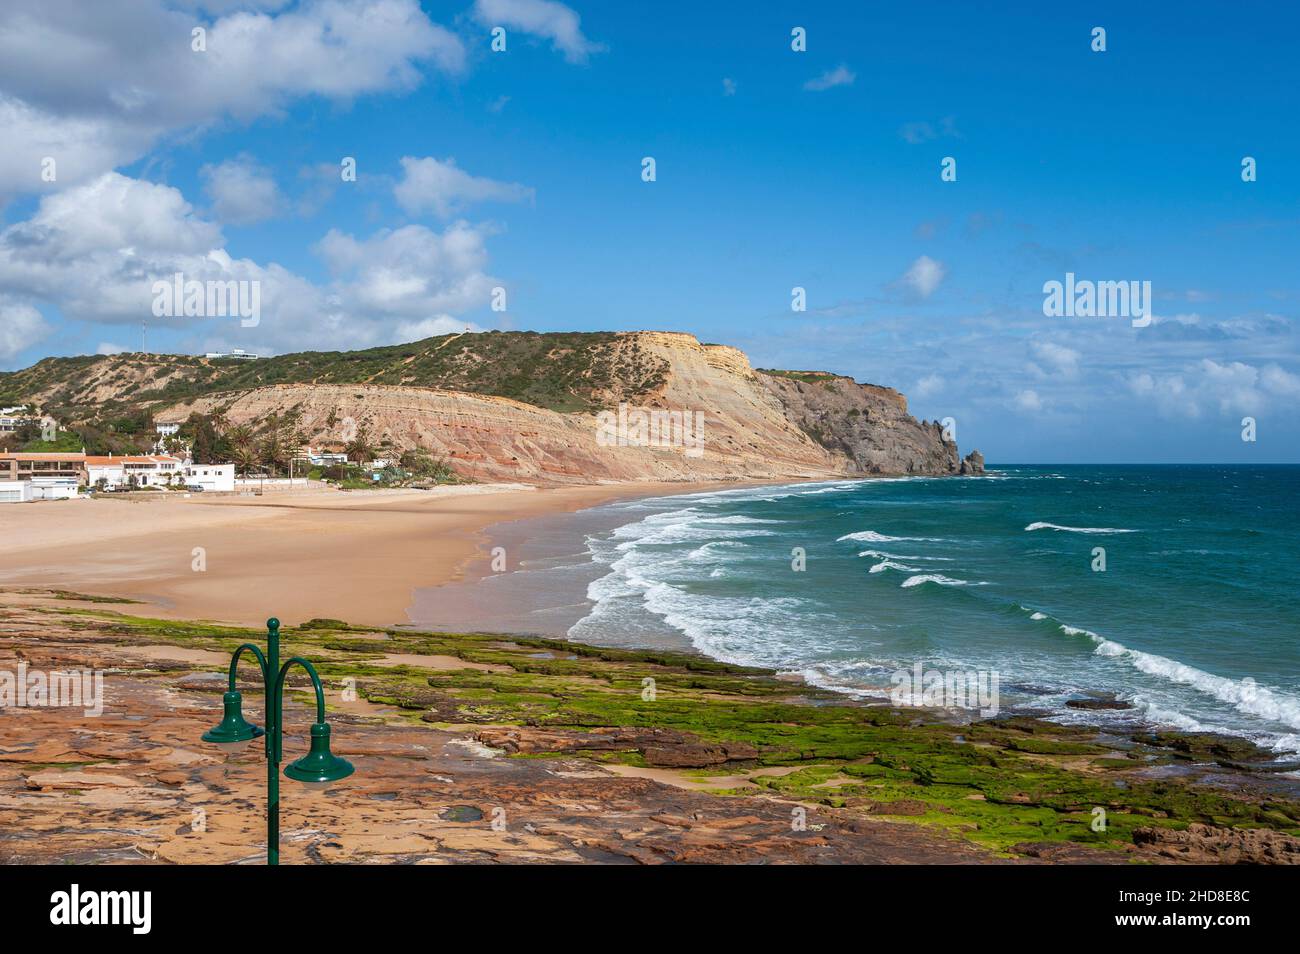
{"left": 2, "top": 589, "right": 1297, "bottom": 865}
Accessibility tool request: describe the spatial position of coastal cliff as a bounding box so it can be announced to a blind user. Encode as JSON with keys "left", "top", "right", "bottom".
{"left": 0, "top": 331, "right": 982, "bottom": 484}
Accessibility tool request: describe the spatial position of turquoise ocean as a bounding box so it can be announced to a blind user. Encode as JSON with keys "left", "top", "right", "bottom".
{"left": 415, "top": 466, "right": 1300, "bottom": 756}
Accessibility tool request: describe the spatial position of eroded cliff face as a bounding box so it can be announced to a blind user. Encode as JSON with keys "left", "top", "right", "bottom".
{"left": 158, "top": 332, "right": 982, "bottom": 485}
{"left": 756, "top": 371, "right": 973, "bottom": 476}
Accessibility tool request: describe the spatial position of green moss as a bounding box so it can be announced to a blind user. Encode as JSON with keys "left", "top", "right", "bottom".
{"left": 40, "top": 602, "right": 1300, "bottom": 857}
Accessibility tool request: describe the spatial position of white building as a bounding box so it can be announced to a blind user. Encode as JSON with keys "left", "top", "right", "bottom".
{"left": 183, "top": 463, "right": 235, "bottom": 492}
{"left": 0, "top": 481, "right": 33, "bottom": 504}
{"left": 203, "top": 349, "right": 259, "bottom": 361}
{"left": 0, "top": 407, "right": 35, "bottom": 435}
{"left": 156, "top": 422, "right": 181, "bottom": 437}
{"left": 304, "top": 445, "right": 349, "bottom": 466}
{"left": 29, "top": 477, "right": 79, "bottom": 500}
{"left": 85, "top": 455, "right": 183, "bottom": 490}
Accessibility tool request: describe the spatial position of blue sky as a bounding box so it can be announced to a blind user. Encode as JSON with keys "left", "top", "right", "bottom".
{"left": 1, "top": 0, "right": 1297, "bottom": 462}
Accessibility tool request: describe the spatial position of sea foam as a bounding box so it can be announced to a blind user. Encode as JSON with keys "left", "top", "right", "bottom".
{"left": 1025, "top": 522, "right": 1136, "bottom": 534}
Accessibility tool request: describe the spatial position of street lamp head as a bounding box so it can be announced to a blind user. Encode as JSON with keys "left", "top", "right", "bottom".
{"left": 202, "top": 690, "right": 264, "bottom": 753}
{"left": 284, "top": 722, "right": 354, "bottom": 788}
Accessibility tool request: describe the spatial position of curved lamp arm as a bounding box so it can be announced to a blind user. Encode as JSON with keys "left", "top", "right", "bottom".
{"left": 271, "top": 656, "right": 328, "bottom": 762}
{"left": 228, "top": 642, "right": 271, "bottom": 756}
{"left": 228, "top": 643, "right": 269, "bottom": 690}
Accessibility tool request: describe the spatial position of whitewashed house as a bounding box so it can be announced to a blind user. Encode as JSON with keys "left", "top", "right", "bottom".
{"left": 29, "top": 477, "right": 80, "bottom": 499}
{"left": 85, "top": 455, "right": 183, "bottom": 490}
{"left": 0, "top": 481, "right": 33, "bottom": 504}
{"left": 183, "top": 463, "right": 235, "bottom": 492}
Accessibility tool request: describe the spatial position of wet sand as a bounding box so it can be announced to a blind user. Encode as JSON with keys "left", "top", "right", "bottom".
{"left": 0, "top": 480, "right": 751, "bottom": 628}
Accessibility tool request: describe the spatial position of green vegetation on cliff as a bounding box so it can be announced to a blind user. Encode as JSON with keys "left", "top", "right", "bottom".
{"left": 0, "top": 331, "right": 670, "bottom": 429}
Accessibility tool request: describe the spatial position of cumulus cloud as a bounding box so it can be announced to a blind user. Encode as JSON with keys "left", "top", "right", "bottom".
{"left": 472, "top": 0, "right": 603, "bottom": 63}
{"left": 914, "top": 374, "right": 944, "bottom": 398}
{"left": 316, "top": 221, "right": 498, "bottom": 319}
{"left": 899, "top": 255, "right": 946, "bottom": 299}
{"left": 1029, "top": 340, "right": 1081, "bottom": 379}
{"left": 0, "top": 299, "right": 50, "bottom": 362}
{"left": 201, "top": 156, "right": 285, "bottom": 225}
{"left": 1129, "top": 359, "right": 1300, "bottom": 419}
{"left": 803, "top": 65, "right": 855, "bottom": 92}
{"left": 396, "top": 315, "right": 485, "bottom": 342}
{"left": 0, "top": 172, "right": 498, "bottom": 354}
{"left": 0, "top": 173, "right": 224, "bottom": 323}
{"left": 0, "top": 0, "right": 465, "bottom": 196}
{"left": 394, "top": 156, "right": 533, "bottom": 218}
{"left": 1013, "top": 389, "right": 1044, "bottom": 413}
{"left": 96, "top": 342, "right": 129, "bottom": 355}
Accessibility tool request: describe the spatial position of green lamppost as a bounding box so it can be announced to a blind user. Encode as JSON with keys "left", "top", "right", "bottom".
{"left": 202, "top": 617, "right": 354, "bottom": 865}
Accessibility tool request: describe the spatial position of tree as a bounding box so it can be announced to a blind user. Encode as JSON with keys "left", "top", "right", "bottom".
{"left": 232, "top": 444, "right": 257, "bottom": 477}
{"left": 400, "top": 448, "right": 458, "bottom": 483}
{"left": 258, "top": 432, "right": 288, "bottom": 475}
{"left": 226, "top": 424, "right": 254, "bottom": 456}
{"left": 189, "top": 417, "right": 217, "bottom": 464}
{"left": 345, "top": 426, "right": 373, "bottom": 464}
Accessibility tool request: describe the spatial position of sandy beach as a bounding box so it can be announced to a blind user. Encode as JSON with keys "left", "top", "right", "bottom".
{"left": 0, "top": 481, "right": 744, "bottom": 627}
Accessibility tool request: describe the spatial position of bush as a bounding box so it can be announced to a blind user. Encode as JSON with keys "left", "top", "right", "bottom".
{"left": 398, "top": 449, "right": 459, "bottom": 483}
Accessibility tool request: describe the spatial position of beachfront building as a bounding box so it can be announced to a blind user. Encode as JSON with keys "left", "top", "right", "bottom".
{"left": 0, "top": 452, "right": 87, "bottom": 482}
{"left": 156, "top": 422, "right": 181, "bottom": 437}
{"left": 0, "top": 452, "right": 87, "bottom": 502}
{"left": 0, "top": 481, "right": 32, "bottom": 503}
{"left": 84, "top": 454, "right": 183, "bottom": 490}
{"left": 183, "top": 463, "right": 235, "bottom": 492}
{"left": 27, "top": 477, "right": 80, "bottom": 500}
{"left": 203, "top": 349, "right": 259, "bottom": 361}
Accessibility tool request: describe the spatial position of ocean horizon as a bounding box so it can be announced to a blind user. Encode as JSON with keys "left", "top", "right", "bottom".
{"left": 415, "top": 464, "right": 1300, "bottom": 758}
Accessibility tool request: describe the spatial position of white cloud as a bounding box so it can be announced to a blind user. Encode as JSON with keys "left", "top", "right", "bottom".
{"left": 0, "top": 299, "right": 49, "bottom": 362}
{"left": 1030, "top": 340, "right": 1081, "bottom": 378}
{"left": 0, "top": 0, "right": 465, "bottom": 197}
{"left": 899, "top": 116, "right": 961, "bottom": 144}
{"left": 914, "top": 374, "right": 943, "bottom": 398}
{"left": 0, "top": 173, "right": 224, "bottom": 322}
{"left": 96, "top": 342, "right": 129, "bottom": 355}
{"left": 1013, "top": 389, "right": 1044, "bottom": 413}
{"left": 201, "top": 156, "right": 285, "bottom": 225}
{"left": 1260, "top": 364, "right": 1300, "bottom": 397}
{"left": 1128, "top": 359, "right": 1300, "bottom": 419}
{"left": 0, "top": 173, "right": 499, "bottom": 354}
{"left": 899, "top": 255, "right": 946, "bottom": 299}
{"left": 167, "top": 1, "right": 294, "bottom": 12}
{"left": 472, "top": 0, "right": 603, "bottom": 64}
{"left": 394, "top": 156, "right": 533, "bottom": 218}
{"left": 316, "top": 221, "right": 498, "bottom": 319}
{"left": 396, "top": 315, "right": 485, "bottom": 342}
{"left": 803, "top": 65, "right": 855, "bottom": 92}
{"left": 722, "top": 77, "right": 737, "bottom": 96}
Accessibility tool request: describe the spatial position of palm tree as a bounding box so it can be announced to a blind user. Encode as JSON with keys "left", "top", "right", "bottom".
{"left": 258, "top": 432, "right": 287, "bottom": 475}
{"left": 227, "top": 424, "right": 254, "bottom": 451}
{"left": 232, "top": 444, "right": 257, "bottom": 477}
{"left": 345, "top": 426, "right": 373, "bottom": 465}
